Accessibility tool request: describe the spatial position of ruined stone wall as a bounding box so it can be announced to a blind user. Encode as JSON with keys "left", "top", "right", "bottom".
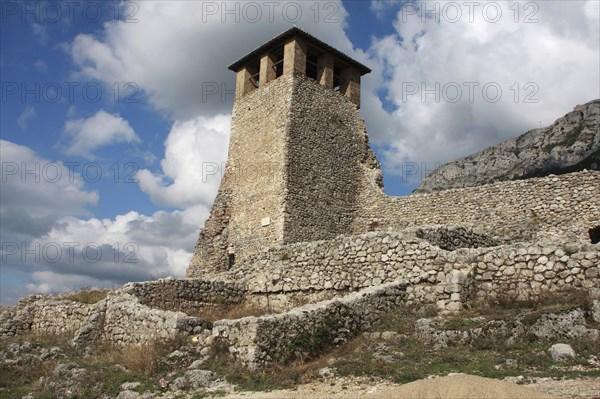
{"left": 213, "top": 281, "right": 407, "bottom": 369}
{"left": 0, "top": 296, "right": 96, "bottom": 337}
{"left": 188, "top": 73, "right": 384, "bottom": 278}
{"left": 0, "top": 295, "right": 210, "bottom": 346}
{"left": 354, "top": 170, "right": 600, "bottom": 241}
{"left": 217, "top": 227, "right": 599, "bottom": 312}
{"left": 127, "top": 279, "right": 245, "bottom": 316}
{"left": 100, "top": 291, "right": 207, "bottom": 346}
{"left": 283, "top": 74, "right": 383, "bottom": 243}
{"left": 188, "top": 74, "right": 293, "bottom": 277}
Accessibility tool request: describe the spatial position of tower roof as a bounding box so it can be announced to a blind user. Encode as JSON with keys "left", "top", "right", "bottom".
{"left": 228, "top": 27, "right": 371, "bottom": 75}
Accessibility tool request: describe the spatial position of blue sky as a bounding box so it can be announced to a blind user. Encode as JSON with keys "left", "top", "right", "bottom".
{"left": 1, "top": 0, "right": 599, "bottom": 304}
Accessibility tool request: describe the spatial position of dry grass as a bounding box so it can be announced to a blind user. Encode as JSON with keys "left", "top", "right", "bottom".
{"left": 120, "top": 343, "right": 163, "bottom": 374}
{"left": 62, "top": 288, "right": 110, "bottom": 304}
{"left": 464, "top": 288, "right": 593, "bottom": 321}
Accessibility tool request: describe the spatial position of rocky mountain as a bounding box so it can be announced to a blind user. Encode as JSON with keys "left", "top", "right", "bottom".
{"left": 416, "top": 99, "right": 600, "bottom": 193}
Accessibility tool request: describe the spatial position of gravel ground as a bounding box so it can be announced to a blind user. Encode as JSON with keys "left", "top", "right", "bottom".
{"left": 219, "top": 374, "right": 600, "bottom": 399}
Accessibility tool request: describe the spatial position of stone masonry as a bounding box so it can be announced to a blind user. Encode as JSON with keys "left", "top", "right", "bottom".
{"left": 188, "top": 27, "right": 378, "bottom": 277}
{"left": 2, "top": 28, "right": 599, "bottom": 370}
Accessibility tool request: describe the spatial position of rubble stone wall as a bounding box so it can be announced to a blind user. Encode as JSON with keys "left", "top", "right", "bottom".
{"left": 221, "top": 228, "right": 599, "bottom": 312}
{"left": 100, "top": 292, "right": 208, "bottom": 346}
{"left": 354, "top": 170, "right": 600, "bottom": 241}
{"left": 283, "top": 74, "right": 382, "bottom": 244}
{"left": 127, "top": 279, "right": 245, "bottom": 316}
{"left": 213, "top": 281, "right": 408, "bottom": 368}
{"left": 0, "top": 295, "right": 97, "bottom": 338}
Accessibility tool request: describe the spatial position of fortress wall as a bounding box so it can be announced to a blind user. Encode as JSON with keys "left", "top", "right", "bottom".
{"left": 283, "top": 75, "right": 381, "bottom": 244}
{"left": 188, "top": 74, "right": 293, "bottom": 277}
{"left": 213, "top": 281, "right": 408, "bottom": 369}
{"left": 355, "top": 170, "right": 600, "bottom": 241}
{"left": 127, "top": 279, "right": 245, "bottom": 316}
{"left": 0, "top": 295, "right": 97, "bottom": 338}
{"left": 222, "top": 228, "right": 599, "bottom": 313}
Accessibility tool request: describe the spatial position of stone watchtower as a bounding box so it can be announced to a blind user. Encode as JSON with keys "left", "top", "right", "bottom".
{"left": 187, "top": 27, "right": 384, "bottom": 278}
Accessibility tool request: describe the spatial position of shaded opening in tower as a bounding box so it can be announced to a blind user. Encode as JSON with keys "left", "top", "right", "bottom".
{"left": 589, "top": 226, "right": 600, "bottom": 244}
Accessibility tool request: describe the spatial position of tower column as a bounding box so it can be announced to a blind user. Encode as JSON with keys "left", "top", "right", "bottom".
{"left": 340, "top": 66, "right": 361, "bottom": 108}
{"left": 317, "top": 53, "right": 334, "bottom": 89}
{"left": 283, "top": 37, "right": 307, "bottom": 76}
{"left": 260, "top": 53, "right": 277, "bottom": 86}
{"left": 235, "top": 66, "right": 257, "bottom": 99}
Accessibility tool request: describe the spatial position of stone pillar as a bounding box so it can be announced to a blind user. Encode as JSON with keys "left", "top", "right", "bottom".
{"left": 317, "top": 53, "right": 334, "bottom": 89}
{"left": 340, "top": 66, "right": 361, "bottom": 108}
{"left": 260, "top": 53, "right": 277, "bottom": 86}
{"left": 235, "top": 66, "right": 257, "bottom": 99}
{"left": 283, "top": 36, "right": 307, "bottom": 76}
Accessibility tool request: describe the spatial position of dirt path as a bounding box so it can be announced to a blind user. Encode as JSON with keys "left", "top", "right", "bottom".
{"left": 219, "top": 374, "right": 600, "bottom": 399}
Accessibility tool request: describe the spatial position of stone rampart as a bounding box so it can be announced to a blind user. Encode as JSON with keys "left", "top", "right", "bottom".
{"left": 354, "top": 170, "right": 599, "bottom": 242}
{"left": 0, "top": 295, "right": 98, "bottom": 338}
{"left": 218, "top": 227, "right": 598, "bottom": 312}
{"left": 100, "top": 291, "right": 208, "bottom": 346}
{"left": 127, "top": 279, "right": 245, "bottom": 316}
{"left": 213, "top": 281, "right": 407, "bottom": 369}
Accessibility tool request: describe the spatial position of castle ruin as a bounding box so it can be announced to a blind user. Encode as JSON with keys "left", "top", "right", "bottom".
{"left": 2, "top": 28, "right": 599, "bottom": 370}
{"left": 188, "top": 27, "right": 382, "bottom": 277}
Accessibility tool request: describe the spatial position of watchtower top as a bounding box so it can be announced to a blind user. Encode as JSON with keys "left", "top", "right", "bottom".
{"left": 228, "top": 27, "right": 371, "bottom": 107}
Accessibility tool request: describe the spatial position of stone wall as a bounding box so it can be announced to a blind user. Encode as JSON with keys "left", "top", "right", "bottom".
{"left": 0, "top": 295, "right": 96, "bottom": 337}
{"left": 0, "top": 281, "right": 241, "bottom": 345}
{"left": 283, "top": 74, "right": 382, "bottom": 244}
{"left": 127, "top": 279, "right": 245, "bottom": 316}
{"left": 415, "top": 226, "right": 500, "bottom": 251}
{"left": 354, "top": 171, "right": 600, "bottom": 242}
{"left": 188, "top": 73, "right": 384, "bottom": 278}
{"left": 100, "top": 291, "right": 208, "bottom": 346}
{"left": 217, "top": 228, "right": 599, "bottom": 312}
{"left": 188, "top": 73, "right": 292, "bottom": 277}
{"left": 213, "top": 281, "right": 407, "bottom": 369}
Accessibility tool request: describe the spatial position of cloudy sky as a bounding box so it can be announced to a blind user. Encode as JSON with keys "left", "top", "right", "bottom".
{"left": 1, "top": 0, "right": 598, "bottom": 304}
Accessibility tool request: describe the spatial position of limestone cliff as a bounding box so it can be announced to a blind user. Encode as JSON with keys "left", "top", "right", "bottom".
{"left": 415, "top": 99, "right": 600, "bottom": 193}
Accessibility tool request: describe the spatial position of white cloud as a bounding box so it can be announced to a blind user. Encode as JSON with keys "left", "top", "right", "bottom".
{"left": 34, "top": 59, "right": 48, "bottom": 73}
{"left": 1, "top": 134, "right": 214, "bottom": 302}
{"left": 25, "top": 271, "right": 115, "bottom": 295}
{"left": 69, "top": 0, "right": 352, "bottom": 119}
{"left": 370, "top": 0, "right": 402, "bottom": 19}
{"left": 137, "top": 114, "right": 230, "bottom": 209}
{"left": 62, "top": 110, "right": 140, "bottom": 159}
{"left": 31, "top": 23, "right": 47, "bottom": 45}
{"left": 30, "top": 208, "right": 203, "bottom": 281}
{"left": 365, "top": 0, "right": 600, "bottom": 176}
{"left": 0, "top": 140, "right": 98, "bottom": 238}
{"left": 17, "top": 106, "right": 36, "bottom": 130}
{"left": 3, "top": 206, "right": 207, "bottom": 300}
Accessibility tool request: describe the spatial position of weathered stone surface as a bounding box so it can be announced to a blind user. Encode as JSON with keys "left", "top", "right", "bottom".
{"left": 188, "top": 72, "right": 383, "bottom": 278}
{"left": 213, "top": 281, "right": 407, "bottom": 368}
{"left": 415, "top": 310, "right": 598, "bottom": 350}
{"left": 416, "top": 99, "right": 600, "bottom": 193}
{"left": 184, "top": 369, "right": 217, "bottom": 388}
{"left": 415, "top": 226, "right": 499, "bottom": 251}
{"left": 549, "top": 343, "right": 576, "bottom": 361}
{"left": 355, "top": 170, "right": 599, "bottom": 243}
{"left": 532, "top": 310, "right": 599, "bottom": 341}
